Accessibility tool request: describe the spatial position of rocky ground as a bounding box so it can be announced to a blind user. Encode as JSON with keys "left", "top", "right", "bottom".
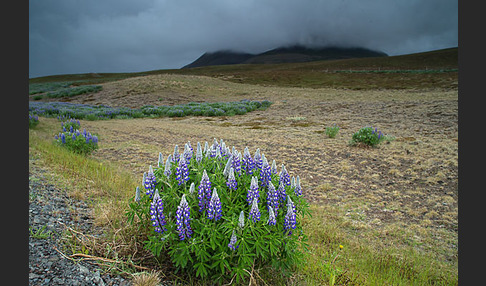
{"left": 29, "top": 163, "right": 132, "bottom": 286}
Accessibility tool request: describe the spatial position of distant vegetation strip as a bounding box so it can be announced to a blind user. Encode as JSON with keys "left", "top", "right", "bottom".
{"left": 29, "top": 100, "right": 272, "bottom": 120}
{"left": 30, "top": 82, "right": 103, "bottom": 100}
{"left": 334, "top": 68, "right": 458, "bottom": 74}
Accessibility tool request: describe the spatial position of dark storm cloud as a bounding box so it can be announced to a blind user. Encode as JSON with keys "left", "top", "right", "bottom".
{"left": 29, "top": 0, "right": 458, "bottom": 78}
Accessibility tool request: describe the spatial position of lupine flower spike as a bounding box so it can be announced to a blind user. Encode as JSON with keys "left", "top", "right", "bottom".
{"left": 196, "top": 142, "right": 203, "bottom": 163}
{"left": 279, "top": 164, "right": 291, "bottom": 187}
{"left": 135, "top": 186, "right": 141, "bottom": 202}
{"left": 284, "top": 197, "right": 296, "bottom": 235}
{"left": 164, "top": 155, "right": 172, "bottom": 178}
{"left": 172, "top": 145, "right": 180, "bottom": 163}
{"left": 198, "top": 170, "right": 212, "bottom": 211}
{"left": 158, "top": 152, "right": 163, "bottom": 167}
{"left": 277, "top": 180, "right": 287, "bottom": 203}
{"left": 260, "top": 154, "right": 272, "bottom": 188}
{"left": 238, "top": 211, "right": 245, "bottom": 228}
{"left": 150, "top": 190, "right": 167, "bottom": 234}
{"left": 144, "top": 165, "right": 157, "bottom": 198}
{"left": 271, "top": 160, "right": 277, "bottom": 175}
{"left": 254, "top": 148, "right": 262, "bottom": 170}
{"left": 242, "top": 147, "right": 255, "bottom": 175}
{"left": 247, "top": 176, "right": 259, "bottom": 205}
{"left": 189, "top": 182, "right": 195, "bottom": 195}
{"left": 223, "top": 155, "right": 233, "bottom": 177}
{"left": 267, "top": 182, "right": 279, "bottom": 215}
{"left": 175, "top": 156, "right": 189, "bottom": 185}
{"left": 249, "top": 197, "right": 261, "bottom": 222}
{"left": 228, "top": 230, "right": 238, "bottom": 251}
{"left": 295, "top": 176, "right": 302, "bottom": 196}
{"left": 176, "top": 195, "right": 193, "bottom": 240}
{"left": 207, "top": 188, "right": 222, "bottom": 220}
{"left": 267, "top": 206, "right": 276, "bottom": 226}
{"left": 226, "top": 167, "right": 238, "bottom": 190}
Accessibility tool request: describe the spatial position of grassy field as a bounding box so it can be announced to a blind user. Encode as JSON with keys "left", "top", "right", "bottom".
{"left": 29, "top": 49, "right": 458, "bottom": 285}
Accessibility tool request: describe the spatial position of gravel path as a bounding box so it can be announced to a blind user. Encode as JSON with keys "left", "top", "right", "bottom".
{"left": 28, "top": 164, "right": 132, "bottom": 286}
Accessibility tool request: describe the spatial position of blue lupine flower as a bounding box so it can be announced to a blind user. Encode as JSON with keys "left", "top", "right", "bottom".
{"left": 144, "top": 165, "right": 157, "bottom": 198}
{"left": 279, "top": 164, "right": 291, "bottom": 187}
{"left": 175, "top": 156, "right": 189, "bottom": 185}
{"left": 198, "top": 170, "right": 212, "bottom": 211}
{"left": 246, "top": 176, "right": 259, "bottom": 205}
{"left": 267, "top": 182, "right": 279, "bottom": 215}
{"left": 295, "top": 176, "right": 302, "bottom": 196}
{"left": 92, "top": 135, "right": 98, "bottom": 144}
{"left": 277, "top": 180, "right": 287, "bottom": 203}
{"left": 164, "top": 155, "right": 172, "bottom": 178}
{"left": 183, "top": 142, "right": 193, "bottom": 162}
{"left": 150, "top": 190, "right": 167, "bottom": 234}
{"left": 267, "top": 206, "right": 276, "bottom": 226}
{"left": 207, "top": 188, "right": 222, "bottom": 220}
{"left": 228, "top": 230, "right": 238, "bottom": 251}
{"left": 226, "top": 167, "right": 238, "bottom": 191}
{"left": 254, "top": 148, "right": 262, "bottom": 170}
{"left": 249, "top": 197, "right": 261, "bottom": 222}
{"left": 232, "top": 149, "right": 241, "bottom": 175}
{"left": 61, "top": 133, "right": 66, "bottom": 144}
{"left": 260, "top": 154, "right": 272, "bottom": 188}
{"left": 242, "top": 147, "right": 255, "bottom": 175}
{"left": 284, "top": 197, "right": 296, "bottom": 235}
{"left": 176, "top": 195, "right": 193, "bottom": 240}
{"left": 238, "top": 211, "right": 245, "bottom": 228}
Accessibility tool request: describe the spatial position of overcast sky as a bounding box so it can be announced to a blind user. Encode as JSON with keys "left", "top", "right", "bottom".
{"left": 29, "top": 0, "right": 458, "bottom": 78}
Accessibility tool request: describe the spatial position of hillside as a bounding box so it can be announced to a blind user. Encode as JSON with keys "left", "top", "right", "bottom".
{"left": 182, "top": 45, "right": 388, "bottom": 68}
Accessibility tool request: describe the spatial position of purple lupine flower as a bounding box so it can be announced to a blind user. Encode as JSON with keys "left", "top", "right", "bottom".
{"left": 144, "top": 165, "right": 157, "bottom": 198}
{"left": 176, "top": 195, "right": 193, "bottom": 240}
{"left": 242, "top": 147, "right": 255, "bottom": 175}
{"left": 249, "top": 197, "right": 261, "bottom": 222}
{"left": 277, "top": 180, "right": 287, "bottom": 203}
{"left": 378, "top": 131, "right": 383, "bottom": 140}
{"left": 150, "top": 190, "right": 167, "bottom": 234}
{"left": 254, "top": 148, "right": 262, "bottom": 170}
{"left": 267, "top": 182, "right": 279, "bottom": 215}
{"left": 246, "top": 176, "right": 259, "bottom": 205}
{"left": 226, "top": 167, "right": 238, "bottom": 190}
{"left": 198, "top": 170, "right": 212, "bottom": 211}
{"left": 267, "top": 206, "right": 276, "bottom": 226}
{"left": 183, "top": 142, "right": 193, "bottom": 162}
{"left": 231, "top": 149, "right": 241, "bottom": 175}
{"left": 196, "top": 142, "right": 203, "bottom": 163}
{"left": 92, "top": 135, "right": 98, "bottom": 144}
{"left": 164, "top": 155, "right": 172, "bottom": 177}
{"left": 279, "top": 164, "right": 291, "bottom": 187}
{"left": 207, "top": 188, "right": 222, "bottom": 221}
{"left": 228, "top": 230, "right": 238, "bottom": 251}
{"left": 260, "top": 154, "right": 272, "bottom": 188}
{"left": 295, "top": 176, "right": 302, "bottom": 196}
{"left": 175, "top": 156, "right": 189, "bottom": 185}
{"left": 283, "top": 198, "right": 296, "bottom": 235}
{"left": 61, "top": 133, "right": 66, "bottom": 144}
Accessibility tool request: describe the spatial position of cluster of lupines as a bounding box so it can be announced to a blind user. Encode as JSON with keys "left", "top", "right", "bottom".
{"left": 126, "top": 138, "right": 309, "bottom": 283}
{"left": 53, "top": 119, "right": 99, "bottom": 155}
{"left": 29, "top": 113, "right": 39, "bottom": 129}
{"left": 349, "top": 126, "right": 390, "bottom": 147}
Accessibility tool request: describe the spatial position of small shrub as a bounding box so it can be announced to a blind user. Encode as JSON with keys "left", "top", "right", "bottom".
{"left": 349, "top": 126, "right": 389, "bottom": 147}
{"left": 61, "top": 118, "right": 81, "bottom": 132}
{"left": 325, "top": 124, "right": 340, "bottom": 138}
{"left": 54, "top": 120, "right": 99, "bottom": 155}
{"left": 126, "top": 139, "right": 309, "bottom": 283}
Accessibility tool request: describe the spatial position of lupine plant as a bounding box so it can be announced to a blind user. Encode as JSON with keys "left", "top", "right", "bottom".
{"left": 126, "top": 139, "right": 310, "bottom": 283}
{"left": 349, "top": 126, "right": 391, "bottom": 147}
{"left": 54, "top": 120, "right": 99, "bottom": 155}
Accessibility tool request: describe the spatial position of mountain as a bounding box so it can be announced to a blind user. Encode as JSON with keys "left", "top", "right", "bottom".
{"left": 182, "top": 45, "right": 388, "bottom": 68}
